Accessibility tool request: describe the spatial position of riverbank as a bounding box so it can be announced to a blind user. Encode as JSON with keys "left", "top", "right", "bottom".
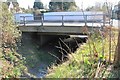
{"left": 46, "top": 27, "right": 120, "bottom": 78}
{"left": 17, "top": 32, "right": 86, "bottom": 78}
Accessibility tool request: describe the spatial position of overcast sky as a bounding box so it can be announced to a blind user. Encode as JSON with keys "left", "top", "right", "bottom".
{"left": 5, "top": 0, "right": 120, "bottom": 9}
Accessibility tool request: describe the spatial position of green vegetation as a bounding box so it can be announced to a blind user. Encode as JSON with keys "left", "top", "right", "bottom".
{"left": 33, "top": 0, "right": 44, "bottom": 9}
{"left": 6, "top": 0, "right": 19, "bottom": 8}
{"left": 0, "top": 0, "right": 120, "bottom": 78}
{"left": 49, "top": 0, "right": 79, "bottom": 11}
{"left": 0, "top": 3, "right": 27, "bottom": 78}
{"left": 46, "top": 27, "right": 119, "bottom": 78}
{"left": 6, "top": 0, "right": 20, "bottom": 13}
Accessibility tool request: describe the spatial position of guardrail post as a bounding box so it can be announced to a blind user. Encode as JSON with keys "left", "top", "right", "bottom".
{"left": 23, "top": 16, "right": 25, "bottom": 26}
{"left": 85, "top": 15, "right": 87, "bottom": 26}
{"left": 41, "top": 14, "right": 44, "bottom": 26}
{"left": 62, "top": 15, "right": 64, "bottom": 26}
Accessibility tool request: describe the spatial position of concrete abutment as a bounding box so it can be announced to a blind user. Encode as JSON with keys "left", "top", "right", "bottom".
{"left": 21, "top": 32, "right": 70, "bottom": 47}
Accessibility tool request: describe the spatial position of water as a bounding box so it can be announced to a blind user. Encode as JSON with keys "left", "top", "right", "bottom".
{"left": 17, "top": 33, "right": 59, "bottom": 78}
{"left": 17, "top": 33, "right": 87, "bottom": 78}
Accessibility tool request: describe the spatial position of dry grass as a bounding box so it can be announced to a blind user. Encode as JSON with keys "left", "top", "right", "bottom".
{"left": 46, "top": 26, "right": 119, "bottom": 78}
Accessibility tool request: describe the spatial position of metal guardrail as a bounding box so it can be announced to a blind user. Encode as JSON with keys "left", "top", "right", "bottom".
{"left": 19, "top": 14, "right": 107, "bottom": 27}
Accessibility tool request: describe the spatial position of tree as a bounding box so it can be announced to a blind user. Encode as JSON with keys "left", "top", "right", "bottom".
{"left": 6, "top": 0, "right": 19, "bottom": 8}
{"left": 49, "top": 0, "right": 78, "bottom": 11}
{"left": 114, "top": 32, "right": 120, "bottom": 67}
{"left": 85, "top": 2, "right": 112, "bottom": 13}
{"left": 6, "top": 0, "right": 20, "bottom": 13}
{"left": 12, "top": 2, "right": 19, "bottom": 8}
{"left": 1, "top": 3, "right": 20, "bottom": 49}
{"left": 114, "top": 1, "right": 120, "bottom": 67}
{"left": 33, "top": 0, "right": 44, "bottom": 9}
{"left": 86, "top": 6, "right": 94, "bottom": 11}
{"left": 0, "top": 3, "right": 26, "bottom": 78}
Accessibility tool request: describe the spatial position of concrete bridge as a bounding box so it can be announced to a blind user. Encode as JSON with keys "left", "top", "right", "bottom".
{"left": 16, "top": 12, "right": 109, "bottom": 46}
{"left": 17, "top": 12, "right": 109, "bottom": 35}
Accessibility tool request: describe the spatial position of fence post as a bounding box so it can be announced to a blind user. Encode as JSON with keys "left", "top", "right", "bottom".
{"left": 62, "top": 15, "right": 64, "bottom": 26}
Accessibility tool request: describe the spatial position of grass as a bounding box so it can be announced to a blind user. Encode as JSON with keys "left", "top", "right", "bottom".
{"left": 46, "top": 27, "right": 119, "bottom": 78}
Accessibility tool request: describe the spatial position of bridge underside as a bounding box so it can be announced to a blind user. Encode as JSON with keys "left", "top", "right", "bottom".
{"left": 18, "top": 26, "right": 101, "bottom": 35}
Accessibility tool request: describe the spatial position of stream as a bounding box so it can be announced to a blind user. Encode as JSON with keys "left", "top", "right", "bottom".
{"left": 17, "top": 33, "right": 87, "bottom": 78}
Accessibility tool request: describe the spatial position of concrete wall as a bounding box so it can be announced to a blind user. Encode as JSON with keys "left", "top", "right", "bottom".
{"left": 21, "top": 32, "right": 69, "bottom": 47}
{"left": 37, "top": 33, "right": 69, "bottom": 47}
{"left": 37, "top": 34, "right": 57, "bottom": 47}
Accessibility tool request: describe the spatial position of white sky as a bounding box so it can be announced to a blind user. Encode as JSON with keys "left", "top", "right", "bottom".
{"left": 5, "top": 0, "right": 120, "bottom": 9}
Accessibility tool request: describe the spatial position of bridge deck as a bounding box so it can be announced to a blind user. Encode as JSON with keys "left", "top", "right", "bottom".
{"left": 18, "top": 22, "right": 104, "bottom": 27}
{"left": 17, "top": 13, "right": 109, "bottom": 35}
{"left": 19, "top": 26, "right": 101, "bottom": 35}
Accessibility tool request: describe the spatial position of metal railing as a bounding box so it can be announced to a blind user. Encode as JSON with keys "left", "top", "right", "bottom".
{"left": 19, "top": 14, "right": 107, "bottom": 27}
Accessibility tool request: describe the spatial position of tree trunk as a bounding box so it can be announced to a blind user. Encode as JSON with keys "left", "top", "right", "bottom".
{"left": 114, "top": 31, "right": 120, "bottom": 67}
